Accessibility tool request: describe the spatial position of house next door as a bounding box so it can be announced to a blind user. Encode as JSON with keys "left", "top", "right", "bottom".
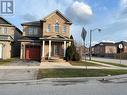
{"left": 0, "top": 44, "right": 3, "bottom": 59}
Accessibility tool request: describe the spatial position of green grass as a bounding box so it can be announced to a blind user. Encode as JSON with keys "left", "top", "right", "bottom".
{"left": 69, "top": 61, "right": 103, "bottom": 66}
{"left": 92, "top": 60, "right": 127, "bottom": 67}
{"left": 37, "top": 69, "right": 127, "bottom": 79}
{"left": 0, "top": 58, "right": 15, "bottom": 65}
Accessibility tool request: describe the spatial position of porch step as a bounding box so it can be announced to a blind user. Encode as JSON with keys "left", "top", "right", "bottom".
{"left": 46, "top": 57, "right": 66, "bottom": 63}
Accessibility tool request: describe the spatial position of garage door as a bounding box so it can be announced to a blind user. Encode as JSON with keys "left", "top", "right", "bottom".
{"left": 25, "top": 45, "right": 40, "bottom": 60}
{"left": 0, "top": 44, "right": 3, "bottom": 59}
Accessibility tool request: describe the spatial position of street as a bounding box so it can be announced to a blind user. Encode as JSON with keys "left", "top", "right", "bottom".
{"left": 0, "top": 78, "right": 127, "bottom": 95}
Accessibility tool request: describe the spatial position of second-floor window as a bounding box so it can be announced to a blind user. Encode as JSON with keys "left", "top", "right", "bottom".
{"left": 28, "top": 27, "right": 38, "bottom": 36}
{"left": 0, "top": 27, "right": 7, "bottom": 34}
{"left": 63, "top": 25, "right": 66, "bottom": 32}
{"left": 54, "top": 23, "right": 59, "bottom": 32}
{"left": 47, "top": 24, "right": 51, "bottom": 32}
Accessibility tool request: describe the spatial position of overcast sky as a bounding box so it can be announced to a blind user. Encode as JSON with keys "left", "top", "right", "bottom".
{"left": 3, "top": 0, "right": 127, "bottom": 46}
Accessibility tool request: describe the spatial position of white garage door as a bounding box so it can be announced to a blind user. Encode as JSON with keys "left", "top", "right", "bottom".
{"left": 0, "top": 44, "right": 3, "bottom": 59}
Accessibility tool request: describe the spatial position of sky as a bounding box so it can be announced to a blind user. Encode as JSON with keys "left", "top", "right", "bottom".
{"left": 2, "top": 0, "right": 127, "bottom": 47}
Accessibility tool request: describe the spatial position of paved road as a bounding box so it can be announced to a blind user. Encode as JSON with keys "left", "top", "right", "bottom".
{"left": 0, "top": 78, "right": 127, "bottom": 95}
{"left": 88, "top": 57, "right": 127, "bottom": 65}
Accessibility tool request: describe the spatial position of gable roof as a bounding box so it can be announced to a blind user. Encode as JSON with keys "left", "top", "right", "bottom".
{"left": 0, "top": 16, "right": 22, "bottom": 34}
{"left": 115, "top": 41, "right": 127, "bottom": 46}
{"left": 94, "top": 42, "right": 115, "bottom": 47}
{"left": 41, "top": 10, "right": 72, "bottom": 24}
{"left": 0, "top": 17, "right": 12, "bottom": 25}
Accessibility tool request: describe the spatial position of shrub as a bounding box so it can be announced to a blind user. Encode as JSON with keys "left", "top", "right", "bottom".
{"left": 65, "top": 36, "right": 81, "bottom": 61}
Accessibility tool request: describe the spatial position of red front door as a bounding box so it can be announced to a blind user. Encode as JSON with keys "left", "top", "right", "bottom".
{"left": 25, "top": 45, "right": 40, "bottom": 60}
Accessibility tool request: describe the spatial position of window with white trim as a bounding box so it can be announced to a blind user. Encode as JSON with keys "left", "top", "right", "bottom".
{"left": 54, "top": 23, "right": 59, "bottom": 32}
{"left": 28, "top": 27, "right": 38, "bottom": 36}
{"left": 47, "top": 24, "right": 51, "bottom": 32}
{"left": 63, "top": 25, "right": 66, "bottom": 32}
{"left": 0, "top": 27, "right": 7, "bottom": 34}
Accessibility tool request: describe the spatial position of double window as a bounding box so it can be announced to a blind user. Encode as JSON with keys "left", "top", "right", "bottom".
{"left": 54, "top": 23, "right": 59, "bottom": 32}
{"left": 0, "top": 27, "right": 7, "bottom": 34}
{"left": 28, "top": 27, "right": 38, "bottom": 36}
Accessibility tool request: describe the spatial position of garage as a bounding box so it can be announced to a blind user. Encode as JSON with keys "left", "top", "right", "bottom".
{"left": 0, "top": 44, "right": 3, "bottom": 59}
{"left": 25, "top": 45, "right": 41, "bottom": 60}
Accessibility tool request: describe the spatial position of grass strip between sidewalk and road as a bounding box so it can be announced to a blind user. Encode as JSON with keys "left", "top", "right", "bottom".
{"left": 69, "top": 61, "right": 104, "bottom": 66}
{"left": 92, "top": 60, "right": 127, "bottom": 67}
{"left": 37, "top": 69, "right": 127, "bottom": 79}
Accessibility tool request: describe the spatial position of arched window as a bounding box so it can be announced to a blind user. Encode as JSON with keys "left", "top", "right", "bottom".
{"left": 54, "top": 23, "right": 59, "bottom": 32}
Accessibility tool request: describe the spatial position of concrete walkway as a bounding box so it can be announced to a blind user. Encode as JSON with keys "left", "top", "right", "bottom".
{"left": 90, "top": 57, "right": 127, "bottom": 65}
{"left": 86, "top": 60, "right": 119, "bottom": 67}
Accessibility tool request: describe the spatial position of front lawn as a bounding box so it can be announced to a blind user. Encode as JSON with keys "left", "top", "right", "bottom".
{"left": 37, "top": 69, "right": 127, "bottom": 79}
{"left": 69, "top": 61, "right": 103, "bottom": 66}
{"left": 0, "top": 58, "right": 15, "bottom": 65}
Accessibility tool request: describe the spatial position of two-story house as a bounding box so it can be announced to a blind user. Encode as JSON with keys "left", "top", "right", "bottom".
{"left": 0, "top": 17, "right": 22, "bottom": 59}
{"left": 19, "top": 10, "right": 72, "bottom": 61}
{"left": 93, "top": 42, "right": 117, "bottom": 57}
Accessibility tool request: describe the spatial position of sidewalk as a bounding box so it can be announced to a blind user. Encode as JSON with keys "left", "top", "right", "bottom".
{"left": 85, "top": 60, "right": 119, "bottom": 67}
{"left": 0, "top": 62, "right": 126, "bottom": 70}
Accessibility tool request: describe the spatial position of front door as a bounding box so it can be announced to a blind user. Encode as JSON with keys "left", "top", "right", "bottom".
{"left": 53, "top": 44, "right": 60, "bottom": 57}
{"left": 0, "top": 44, "right": 3, "bottom": 59}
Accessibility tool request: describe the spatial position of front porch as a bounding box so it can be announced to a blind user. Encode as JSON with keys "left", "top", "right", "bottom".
{"left": 41, "top": 39, "right": 72, "bottom": 62}
{"left": 19, "top": 35, "right": 72, "bottom": 62}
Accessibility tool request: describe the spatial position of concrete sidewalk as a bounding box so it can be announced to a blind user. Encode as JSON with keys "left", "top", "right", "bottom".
{"left": 86, "top": 60, "right": 119, "bottom": 67}
{"left": 0, "top": 63, "right": 126, "bottom": 70}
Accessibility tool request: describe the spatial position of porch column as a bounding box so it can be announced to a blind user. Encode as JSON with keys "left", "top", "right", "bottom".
{"left": 69, "top": 41, "right": 71, "bottom": 46}
{"left": 20, "top": 44, "right": 23, "bottom": 59}
{"left": 64, "top": 41, "right": 67, "bottom": 57}
{"left": 48, "top": 40, "right": 51, "bottom": 59}
{"left": 42, "top": 40, "right": 45, "bottom": 57}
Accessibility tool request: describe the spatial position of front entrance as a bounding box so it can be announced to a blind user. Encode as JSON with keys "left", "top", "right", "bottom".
{"left": 0, "top": 44, "right": 3, "bottom": 59}
{"left": 51, "top": 42, "right": 63, "bottom": 57}
{"left": 25, "top": 45, "right": 41, "bottom": 60}
{"left": 54, "top": 44, "right": 59, "bottom": 57}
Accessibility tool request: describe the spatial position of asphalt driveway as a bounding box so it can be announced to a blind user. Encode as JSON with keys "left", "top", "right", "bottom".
{"left": 0, "top": 59, "right": 40, "bottom": 81}
{"left": 0, "top": 69, "right": 39, "bottom": 81}
{"left": 6, "top": 59, "right": 40, "bottom": 66}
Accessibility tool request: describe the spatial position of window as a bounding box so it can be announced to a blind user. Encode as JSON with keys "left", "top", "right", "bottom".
{"left": 47, "top": 24, "right": 51, "bottom": 32}
{"left": 28, "top": 27, "right": 38, "bottom": 36}
{"left": 54, "top": 23, "right": 59, "bottom": 32}
{"left": 63, "top": 25, "right": 66, "bottom": 32}
{"left": 33, "top": 28, "right": 38, "bottom": 35}
{"left": 0, "top": 27, "right": 7, "bottom": 34}
{"left": 28, "top": 27, "right": 34, "bottom": 35}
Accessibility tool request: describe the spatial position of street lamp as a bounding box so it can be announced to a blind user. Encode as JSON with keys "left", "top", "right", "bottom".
{"left": 89, "top": 28, "right": 101, "bottom": 61}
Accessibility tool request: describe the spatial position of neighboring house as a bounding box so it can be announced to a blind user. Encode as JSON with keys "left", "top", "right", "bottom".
{"left": 19, "top": 10, "right": 72, "bottom": 61}
{"left": 115, "top": 41, "right": 127, "bottom": 53}
{"left": 93, "top": 42, "right": 117, "bottom": 57}
{"left": 0, "top": 17, "right": 22, "bottom": 59}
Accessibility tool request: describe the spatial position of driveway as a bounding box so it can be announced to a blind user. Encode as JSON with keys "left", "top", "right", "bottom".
{"left": 6, "top": 59, "right": 40, "bottom": 66}
{"left": 0, "top": 69, "right": 38, "bottom": 81}
{"left": 0, "top": 59, "right": 40, "bottom": 81}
